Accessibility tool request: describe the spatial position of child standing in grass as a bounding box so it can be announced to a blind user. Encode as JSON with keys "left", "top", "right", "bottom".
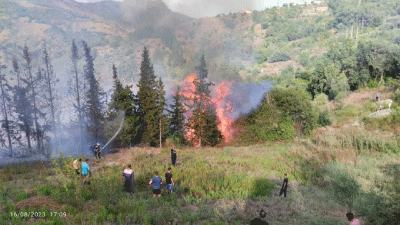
{"left": 165, "top": 167, "right": 174, "bottom": 194}
{"left": 81, "top": 158, "right": 90, "bottom": 185}
{"left": 279, "top": 173, "right": 288, "bottom": 197}
{"left": 149, "top": 171, "right": 162, "bottom": 198}
{"left": 122, "top": 164, "right": 134, "bottom": 193}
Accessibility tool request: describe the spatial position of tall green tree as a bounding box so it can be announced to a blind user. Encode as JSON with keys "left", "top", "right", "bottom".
{"left": 82, "top": 40, "right": 104, "bottom": 142}
{"left": 169, "top": 86, "right": 186, "bottom": 143}
{"left": 137, "top": 47, "right": 159, "bottom": 146}
{"left": 107, "top": 64, "right": 140, "bottom": 147}
{"left": 187, "top": 55, "right": 221, "bottom": 147}
{"left": 156, "top": 77, "right": 168, "bottom": 147}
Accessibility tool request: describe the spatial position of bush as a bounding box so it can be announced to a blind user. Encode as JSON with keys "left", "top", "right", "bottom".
{"left": 367, "top": 79, "right": 379, "bottom": 88}
{"left": 268, "top": 51, "right": 291, "bottom": 63}
{"left": 318, "top": 110, "right": 332, "bottom": 126}
{"left": 277, "top": 117, "right": 296, "bottom": 141}
{"left": 314, "top": 93, "right": 329, "bottom": 110}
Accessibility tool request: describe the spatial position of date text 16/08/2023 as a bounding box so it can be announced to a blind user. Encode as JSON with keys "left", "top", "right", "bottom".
{"left": 10, "top": 212, "right": 67, "bottom": 218}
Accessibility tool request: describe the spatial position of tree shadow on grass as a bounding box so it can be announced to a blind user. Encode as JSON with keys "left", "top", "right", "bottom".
{"left": 248, "top": 177, "right": 275, "bottom": 200}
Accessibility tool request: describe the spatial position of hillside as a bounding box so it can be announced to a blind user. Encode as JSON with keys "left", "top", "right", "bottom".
{"left": 0, "top": 0, "right": 334, "bottom": 88}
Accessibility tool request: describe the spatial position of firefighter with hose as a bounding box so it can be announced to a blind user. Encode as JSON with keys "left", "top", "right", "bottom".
{"left": 94, "top": 143, "right": 102, "bottom": 159}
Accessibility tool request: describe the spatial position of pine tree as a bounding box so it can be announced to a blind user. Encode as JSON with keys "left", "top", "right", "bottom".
{"left": 107, "top": 64, "right": 140, "bottom": 147}
{"left": 69, "top": 39, "right": 85, "bottom": 146}
{"left": 42, "top": 45, "right": 59, "bottom": 138}
{"left": 82, "top": 40, "right": 104, "bottom": 142}
{"left": 169, "top": 86, "right": 186, "bottom": 143}
{"left": 14, "top": 85, "right": 33, "bottom": 149}
{"left": 12, "top": 58, "right": 32, "bottom": 149}
{"left": 0, "top": 63, "right": 13, "bottom": 153}
{"left": 22, "top": 45, "right": 44, "bottom": 153}
{"left": 137, "top": 47, "right": 159, "bottom": 146}
{"left": 156, "top": 77, "right": 168, "bottom": 147}
{"left": 187, "top": 55, "right": 222, "bottom": 147}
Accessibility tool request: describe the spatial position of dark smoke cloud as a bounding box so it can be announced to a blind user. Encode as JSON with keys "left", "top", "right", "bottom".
{"left": 225, "top": 80, "right": 273, "bottom": 119}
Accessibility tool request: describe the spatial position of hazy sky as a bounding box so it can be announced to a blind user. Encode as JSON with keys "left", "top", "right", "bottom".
{"left": 76, "top": 0, "right": 304, "bottom": 18}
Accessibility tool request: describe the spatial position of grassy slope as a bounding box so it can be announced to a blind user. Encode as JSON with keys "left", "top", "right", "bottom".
{"left": 2, "top": 119, "right": 400, "bottom": 225}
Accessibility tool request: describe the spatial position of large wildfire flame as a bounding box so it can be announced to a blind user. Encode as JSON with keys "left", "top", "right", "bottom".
{"left": 179, "top": 74, "right": 234, "bottom": 144}
{"left": 212, "top": 82, "right": 234, "bottom": 143}
{"left": 179, "top": 74, "right": 197, "bottom": 145}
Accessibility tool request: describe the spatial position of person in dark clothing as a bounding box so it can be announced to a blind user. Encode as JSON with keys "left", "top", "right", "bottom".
{"left": 279, "top": 173, "right": 288, "bottom": 197}
{"left": 94, "top": 143, "right": 101, "bottom": 159}
{"left": 165, "top": 167, "right": 174, "bottom": 194}
{"left": 376, "top": 93, "right": 379, "bottom": 102}
{"left": 171, "top": 147, "right": 177, "bottom": 167}
{"left": 122, "top": 164, "right": 134, "bottom": 193}
{"left": 250, "top": 209, "right": 269, "bottom": 225}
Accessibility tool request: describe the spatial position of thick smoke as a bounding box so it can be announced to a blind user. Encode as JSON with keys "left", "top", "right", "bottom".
{"left": 222, "top": 80, "right": 273, "bottom": 120}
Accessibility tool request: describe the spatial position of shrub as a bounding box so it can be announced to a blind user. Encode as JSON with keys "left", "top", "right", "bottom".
{"left": 367, "top": 79, "right": 379, "bottom": 88}
{"left": 314, "top": 93, "right": 329, "bottom": 110}
{"left": 277, "top": 117, "right": 296, "bottom": 141}
{"left": 268, "top": 51, "right": 291, "bottom": 63}
{"left": 318, "top": 110, "right": 332, "bottom": 126}
{"left": 299, "top": 52, "right": 309, "bottom": 67}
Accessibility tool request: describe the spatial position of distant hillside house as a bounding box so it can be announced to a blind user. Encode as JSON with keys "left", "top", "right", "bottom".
{"left": 301, "top": 0, "right": 322, "bottom": 4}
{"left": 238, "top": 10, "right": 252, "bottom": 15}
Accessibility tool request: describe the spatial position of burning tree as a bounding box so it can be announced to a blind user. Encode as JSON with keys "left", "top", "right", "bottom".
{"left": 186, "top": 55, "right": 222, "bottom": 147}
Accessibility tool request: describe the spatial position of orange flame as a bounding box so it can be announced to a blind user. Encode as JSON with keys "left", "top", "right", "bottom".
{"left": 179, "top": 75, "right": 235, "bottom": 145}
{"left": 212, "top": 82, "right": 234, "bottom": 143}
{"left": 179, "top": 74, "right": 198, "bottom": 146}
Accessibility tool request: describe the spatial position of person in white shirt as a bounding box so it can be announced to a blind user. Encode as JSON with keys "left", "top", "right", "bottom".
{"left": 73, "top": 158, "right": 81, "bottom": 175}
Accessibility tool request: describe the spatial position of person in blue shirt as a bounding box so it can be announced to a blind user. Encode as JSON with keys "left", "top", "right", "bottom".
{"left": 81, "top": 158, "right": 90, "bottom": 185}
{"left": 149, "top": 171, "right": 163, "bottom": 198}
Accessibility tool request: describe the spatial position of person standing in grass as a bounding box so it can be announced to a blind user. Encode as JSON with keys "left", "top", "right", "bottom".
{"left": 165, "top": 167, "right": 174, "bottom": 194}
{"left": 73, "top": 158, "right": 81, "bottom": 175}
{"left": 81, "top": 158, "right": 90, "bottom": 185}
{"left": 346, "top": 212, "right": 361, "bottom": 225}
{"left": 149, "top": 171, "right": 162, "bottom": 198}
{"left": 122, "top": 164, "right": 134, "bottom": 193}
{"left": 171, "top": 147, "right": 177, "bottom": 167}
{"left": 279, "top": 173, "right": 288, "bottom": 197}
{"left": 250, "top": 209, "right": 269, "bottom": 225}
